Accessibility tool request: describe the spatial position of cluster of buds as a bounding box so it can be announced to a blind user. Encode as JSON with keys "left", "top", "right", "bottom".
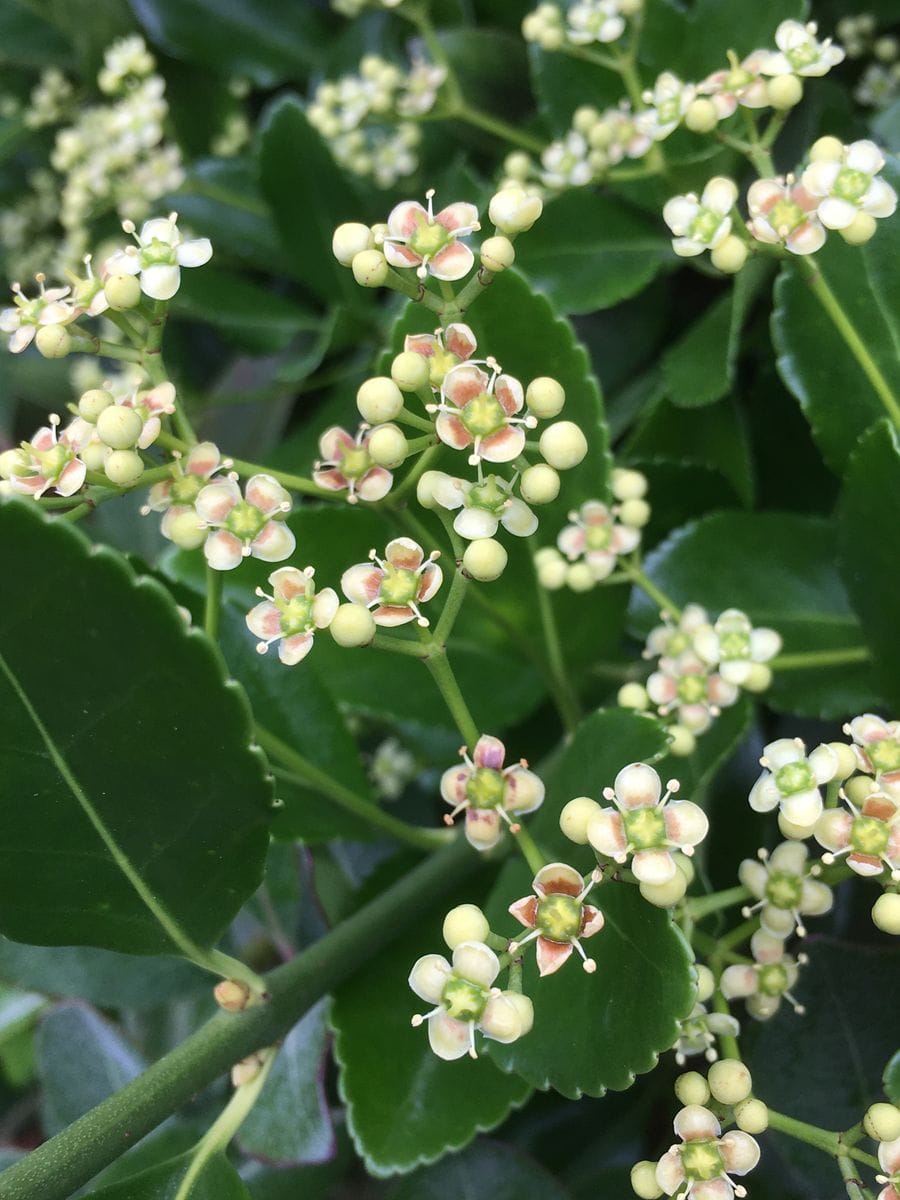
{"left": 534, "top": 467, "right": 649, "bottom": 592}
{"left": 440, "top": 734, "right": 544, "bottom": 851}
{"left": 308, "top": 53, "right": 445, "bottom": 188}
{"left": 522, "top": 0, "right": 643, "bottom": 52}
{"left": 71, "top": 381, "right": 176, "bottom": 486}
{"left": 622, "top": 605, "right": 781, "bottom": 756}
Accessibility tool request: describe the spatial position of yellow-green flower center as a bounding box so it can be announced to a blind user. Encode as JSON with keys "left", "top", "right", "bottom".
{"left": 680, "top": 1139, "right": 725, "bottom": 1182}
{"left": 850, "top": 815, "right": 889, "bottom": 857}
{"left": 429, "top": 347, "right": 458, "bottom": 388}
{"left": 867, "top": 738, "right": 900, "bottom": 773}
{"left": 379, "top": 565, "right": 419, "bottom": 607}
{"left": 536, "top": 893, "right": 583, "bottom": 942}
{"left": 442, "top": 975, "right": 488, "bottom": 1021}
{"left": 623, "top": 806, "right": 667, "bottom": 849}
{"left": 787, "top": 43, "right": 817, "bottom": 69}
{"left": 719, "top": 629, "right": 751, "bottom": 659}
{"left": 774, "top": 761, "right": 814, "bottom": 796}
{"left": 467, "top": 476, "right": 509, "bottom": 515}
{"left": 765, "top": 870, "right": 803, "bottom": 909}
{"left": 37, "top": 444, "right": 71, "bottom": 480}
{"left": 225, "top": 500, "right": 266, "bottom": 541}
{"left": 461, "top": 392, "right": 506, "bottom": 438}
{"left": 691, "top": 208, "right": 723, "bottom": 244}
{"left": 408, "top": 217, "right": 452, "bottom": 259}
{"left": 466, "top": 767, "right": 505, "bottom": 809}
{"left": 586, "top": 524, "right": 612, "bottom": 551}
{"left": 141, "top": 237, "right": 178, "bottom": 266}
{"left": 834, "top": 167, "right": 871, "bottom": 203}
{"left": 677, "top": 675, "right": 708, "bottom": 704}
{"left": 769, "top": 198, "right": 806, "bottom": 234}
{"left": 171, "top": 475, "right": 202, "bottom": 504}
{"left": 758, "top": 962, "right": 788, "bottom": 996}
{"left": 279, "top": 594, "right": 313, "bottom": 636}
{"left": 340, "top": 446, "right": 372, "bottom": 481}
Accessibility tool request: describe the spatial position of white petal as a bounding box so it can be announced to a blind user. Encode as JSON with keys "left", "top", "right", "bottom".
{"left": 862, "top": 177, "right": 898, "bottom": 219}
{"left": 451, "top": 941, "right": 499, "bottom": 989}
{"left": 632, "top": 848, "right": 677, "bottom": 884}
{"left": 204, "top": 529, "right": 243, "bottom": 571}
{"left": 780, "top": 788, "right": 823, "bottom": 827}
{"left": 501, "top": 498, "right": 538, "bottom": 537}
{"left": 674, "top": 1104, "right": 720, "bottom": 1140}
{"left": 808, "top": 743, "right": 838, "bottom": 784}
{"left": 479, "top": 994, "right": 522, "bottom": 1043}
{"left": 763, "top": 738, "right": 803, "bottom": 769}
{"left": 769, "top": 840, "right": 808, "bottom": 874}
{"left": 408, "top": 953, "right": 451, "bottom": 1003}
{"left": 750, "top": 627, "right": 782, "bottom": 662}
{"left": 250, "top": 521, "right": 296, "bottom": 563}
{"left": 720, "top": 964, "right": 757, "bottom": 999}
{"left": 614, "top": 762, "right": 661, "bottom": 810}
{"left": 176, "top": 237, "right": 213, "bottom": 267}
{"left": 845, "top": 139, "right": 884, "bottom": 174}
{"left": 748, "top": 774, "right": 779, "bottom": 812}
{"left": 427, "top": 1011, "right": 470, "bottom": 1060}
{"left": 454, "top": 507, "right": 498, "bottom": 540}
{"left": 818, "top": 196, "right": 858, "bottom": 230}
{"left": 738, "top": 858, "right": 767, "bottom": 898}
{"left": 140, "top": 264, "right": 181, "bottom": 300}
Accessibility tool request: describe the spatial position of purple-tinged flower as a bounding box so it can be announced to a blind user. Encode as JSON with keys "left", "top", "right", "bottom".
{"left": 313, "top": 425, "right": 393, "bottom": 503}
{"left": 341, "top": 536, "right": 442, "bottom": 627}
{"left": 246, "top": 566, "right": 338, "bottom": 665}
{"left": 440, "top": 734, "right": 544, "bottom": 850}
{"left": 195, "top": 473, "right": 295, "bottom": 570}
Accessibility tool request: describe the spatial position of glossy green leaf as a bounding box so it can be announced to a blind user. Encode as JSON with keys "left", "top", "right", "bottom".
{"left": 885, "top": 1049, "right": 900, "bottom": 1105}
{"left": 37, "top": 1003, "right": 144, "bottom": 1136}
{"left": 628, "top": 511, "right": 883, "bottom": 719}
{"left": 88, "top": 1149, "right": 251, "bottom": 1199}
{"left": 0, "top": 500, "right": 273, "bottom": 956}
{"left": 173, "top": 268, "right": 319, "bottom": 355}
{"left": 239, "top": 1000, "right": 334, "bottom": 1165}
{"left": 0, "top": 1, "right": 70, "bottom": 67}
{"left": 837, "top": 420, "right": 900, "bottom": 710}
{"left": 388, "top": 1141, "right": 572, "bottom": 1200}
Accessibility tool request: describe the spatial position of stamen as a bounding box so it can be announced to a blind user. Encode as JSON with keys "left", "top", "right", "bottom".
{"left": 571, "top": 940, "right": 596, "bottom": 972}
{"left": 508, "top": 929, "right": 540, "bottom": 954}
{"left": 425, "top": 188, "right": 435, "bottom": 221}
{"left": 467, "top": 1021, "right": 477, "bottom": 1059}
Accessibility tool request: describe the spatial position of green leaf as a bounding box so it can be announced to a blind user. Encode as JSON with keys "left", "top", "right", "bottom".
{"left": 88, "top": 1150, "right": 251, "bottom": 1199}
{"left": 837, "top": 420, "right": 900, "bottom": 710}
{"left": 772, "top": 169, "right": 900, "bottom": 474}
{"left": 239, "top": 1000, "right": 334, "bottom": 1165}
{"left": 513, "top": 191, "right": 673, "bottom": 315}
{"left": 331, "top": 904, "right": 532, "bottom": 1175}
{"left": 885, "top": 1049, "right": 900, "bottom": 1105}
{"left": 388, "top": 1141, "right": 572, "bottom": 1200}
{"left": 0, "top": 500, "right": 273, "bottom": 956}
{"left": 37, "top": 1003, "right": 144, "bottom": 1136}
{"left": 628, "top": 510, "right": 883, "bottom": 719}
{"left": 173, "top": 268, "right": 319, "bottom": 355}
{"left": 0, "top": 1, "right": 70, "bottom": 67}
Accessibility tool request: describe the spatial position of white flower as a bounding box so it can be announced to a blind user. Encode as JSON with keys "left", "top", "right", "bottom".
{"left": 645, "top": 604, "right": 709, "bottom": 660}
{"left": 674, "top": 1003, "right": 741, "bottom": 1065}
{"left": 0, "top": 274, "right": 74, "bottom": 353}
{"left": 845, "top": 713, "right": 900, "bottom": 798}
{"left": 692, "top": 608, "right": 782, "bottom": 685}
{"left": 699, "top": 50, "right": 771, "bottom": 116}
{"left": 720, "top": 929, "right": 807, "bottom": 1020}
{"left": 541, "top": 131, "right": 593, "bottom": 189}
{"left": 105, "top": 212, "right": 212, "bottom": 300}
{"left": 762, "top": 20, "right": 845, "bottom": 78}
{"left": 566, "top": 0, "right": 625, "bottom": 45}
{"left": 556, "top": 500, "right": 640, "bottom": 581}
{"left": 663, "top": 177, "right": 738, "bottom": 257}
{"left": 739, "top": 842, "right": 833, "bottom": 938}
{"left": 655, "top": 1105, "right": 760, "bottom": 1197}
{"left": 749, "top": 737, "right": 839, "bottom": 828}
{"left": 747, "top": 177, "right": 827, "bottom": 255}
{"left": 801, "top": 139, "right": 897, "bottom": 230}
{"left": 246, "top": 566, "right": 339, "bottom": 666}
{"left": 195, "top": 473, "right": 295, "bottom": 571}
{"left": 637, "top": 72, "right": 695, "bottom": 141}
{"left": 428, "top": 471, "right": 537, "bottom": 541}
{"left": 396, "top": 60, "right": 446, "bottom": 116}
{"left": 647, "top": 651, "right": 739, "bottom": 735}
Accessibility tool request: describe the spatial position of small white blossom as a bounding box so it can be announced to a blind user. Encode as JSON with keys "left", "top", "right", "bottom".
{"left": 105, "top": 212, "right": 212, "bottom": 301}
{"left": 566, "top": 0, "right": 625, "bottom": 45}
{"left": 541, "top": 131, "right": 593, "bottom": 188}
{"left": 801, "top": 139, "right": 897, "bottom": 230}
{"left": 747, "top": 176, "right": 827, "bottom": 255}
{"left": 637, "top": 72, "right": 695, "bottom": 141}
{"left": 663, "top": 177, "right": 738, "bottom": 257}
{"left": 761, "top": 20, "right": 846, "bottom": 78}
{"left": 749, "top": 737, "right": 839, "bottom": 828}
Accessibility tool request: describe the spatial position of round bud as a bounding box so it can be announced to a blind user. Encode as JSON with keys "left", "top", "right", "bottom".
{"left": 167, "top": 508, "right": 208, "bottom": 551}
{"left": 416, "top": 469, "right": 444, "bottom": 510}
{"left": 865, "top": 1102, "right": 900, "bottom": 1141}
{"left": 766, "top": 74, "right": 803, "bottom": 109}
{"left": 630, "top": 1161, "right": 663, "bottom": 1200}
{"left": 610, "top": 467, "right": 647, "bottom": 501}
{"left": 505, "top": 992, "right": 534, "bottom": 1037}
{"left": 35, "top": 325, "right": 72, "bottom": 358}
{"left": 96, "top": 404, "right": 144, "bottom": 450}
{"left": 845, "top": 774, "right": 878, "bottom": 805}
{"left": 214, "top": 979, "right": 251, "bottom": 1012}
{"left": 741, "top": 663, "right": 773, "bottom": 693}
{"left": 537, "top": 552, "right": 567, "bottom": 590}
{"left": 668, "top": 725, "right": 697, "bottom": 757}
{"left": 104, "top": 273, "right": 142, "bottom": 310}
{"left": 566, "top": 561, "right": 595, "bottom": 593}
{"left": 708, "top": 1058, "right": 752, "bottom": 1105}
{"left": 710, "top": 235, "right": 748, "bottom": 274}
{"left": 391, "top": 350, "right": 431, "bottom": 393}
{"left": 809, "top": 135, "right": 844, "bottom": 163}
{"left": 463, "top": 538, "right": 508, "bottom": 582}
{"left": 827, "top": 741, "right": 858, "bottom": 780}
{"left": 104, "top": 449, "right": 144, "bottom": 486}
{"left": 540, "top": 421, "right": 588, "bottom": 470}
{"left": 618, "top": 0, "right": 641, "bottom": 13}
{"left": 357, "top": 376, "right": 404, "bottom": 423}
{"left": 685, "top": 98, "right": 719, "bottom": 133}
{"left": 573, "top": 105, "right": 600, "bottom": 134}
{"left": 560, "top": 795, "right": 602, "bottom": 845}
{"left": 675, "top": 1071, "right": 710, "bottom": 1107}
{"left": 480, "top": 235, "right": 516, "bottom": 273}
{"left": 78, "top": 388, "right": 114, "bottom": 423}
{"left": 352, "top": 249, "right": 389, "bottom": 288}
{"left": 489, "top": 186, "right": 543, "bottom": 234}
{"left": 695, "top": 964, "right": 715, "bottom": 1003}
{"left": 81, "top": 440, "right": 109, "bottom": 472}
{"left": 519, "top": 463, "right": 560, "bottom": 505}
{"left": 777, "top": 811, "right": 817, "bottom": 841}
{"left": 526, "top": 376, "right": 566, "bottom": 419}
{"left": 617, "top": 682, "right": 649, "bottom": 711}
{"left": 840, "top": 212, "right": 877, "bottom": 246}
{"left": 442, "top": 903, "right": 490, "bottom": 949}
{"left": 875, "top": 35, "right": 899, "bottom": 62}
{"left": 619, "top": 498, "right": 651, "bottom": 528}
{"left": 504, "top": 151, "right": 531, "bottom": 180}
{"left": 330, "top": 603, "right": 377, "bottom": 647}
{"left": 639, "top": 871, "right": 688, "bottom": 907}
{"left": 872, "top": 892, "right": 900, "bottom": 936}
{"left": 332, "top": 221, "right": 372, "bottom": 266}
{"left": 367, "top": 423, "right": 408, "bottom": 468}
{"left": 673, "top": 852, "right": 695, "bottom": 886}
{"left": 539, "top": 27, "right": 564, "bottom": 51}
{"left": 734, "top": 1098, "right": 769, "bottom": 1135}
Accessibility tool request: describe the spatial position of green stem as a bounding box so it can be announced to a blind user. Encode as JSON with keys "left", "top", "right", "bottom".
{"left": 397, "top": 406, "right": 435, "bottom": 433}
{"left": 156, "top": 433, "right": 331, "bottom": 498}
{"left": 144, "top": 300, "right": 197, "bottom": 446}
{"left": 452, "top": 102, "right": 546, "bottom": 154}
{"left": 620, "top": 560, "right": 683, "bottom": 620}
{"left": 433, "top": 566, "right": 468, "bottom": 646}
{"left": 718, "top": 916, "right": 758, "bottom": 953}
{"left": 449, "top": 265, "right": 497, "bottom": 318}
{"left": 384, "top": 266, "right": 444, "bottom": 313}
{"left": 103, "top": 309, "right": 144, "bottom": 348}
{"left": 68, "top": 332, "right": 143, "bottom": 363}
{"left": 60, "top": 502, "right": 92, "bottom": 523}
{"left": 0, "top": 836, "right": 477, "bottom": 1200}
{"left": 798, "top": 255, "right": 900, "bottom": 429}
{"left": 512, "top": 824, "right": 547, "bottom": 875}
{"left": 388, "top": 442, "right": 443, "bottom": 503}
{"left": 771, "top": 646, "right": 871, "bottom": 671}
{"left": 765, "top": 1111, "right": 879, "bottom": 1169}
{"left": 204, "top": 564, "right": 222, "bottom": 641}
{"left": 530, "top": 539, "right": 581, "bottom": 734}
{"left": 686, "top": 885, "right": 750, "bottom": 920}
{"left": 404, "top": 434, "right": 438, "bottom": 456}
{"left": 370, "top": 632, "right": 430, "bottom": 659}
{"left": 424, "top": 649, "right": 480, "bottom": 751}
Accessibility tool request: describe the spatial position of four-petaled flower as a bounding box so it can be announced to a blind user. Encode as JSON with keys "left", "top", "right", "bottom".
{"left": 3, "top": 413, "right": 86, "bottom": 498}
{"left": 566, "top": 0, "right": 625, "bottom": 46}
{"left": 720, "top": 929, "right": 807, "bottom": 1020}
{"left": 405, "top": 322, "right": 477, "bottom": 390}
{"left": 645, "top": 604, "right": 709, "bottom": 661}
{"left": 876, "top": 1137, "right": 900, "bottom": 1200}
{"left": 801, "top": 139, "right": 897, "bottom": 230}
{"left": 541, "top": 131, "right": 593, "bottom": 188}
{"left": 674, "top": 1003, "right": 742, "bottom": 1066}
{"left": 341, "top": 536, "right": 442, "bottom": 626}
{"left": 586, "top": 762, "right": 709, "bottom": 884}
{"left": 747, "top": 176, "right": 827, "bottom": 255}
{"left": 195, "top": 473, "right": 295, "bottom": 571}
{"left": 382, "top": 189, "right": 480, "bottom": 280}
{"left": 1, "top": 274, "right": 74, "bottom": 354}
{"left": 663, "top": 177, "right": 738, "bottom": 257}
{"left": 647, "top": 652, "right": 739, "bottom": 735}
{"left": 761, "top": 20, "right": 845, "bottom": 78}
{"left": 845, "top": 713, "right": 900, "bottom": 799}
{"left": 508, "top": 862, "right": 605, "bottom": 975}
{"left": 105, "top": 212, "right": 212, "bottom": 301}
{"left": 408, "top": 941, "right": 533, "bottom": 1060}
{"left": 699, "top": 51, "right": 771, "bottom": 117}
{"left": 68, "top": 254, "right": 110, "bottom": 318}
{"left": 738, "top": 841, "right": 833, "bottom": 938}
{"left": 144, "top": 441, "right": 225, "bottom": 530}
{"left": 440, "top": 734, "right": 545, "bottom": 850}
{"left": 815, "top": 791, "right": 900, "bottom": 881}
{"left": 557, "top": 500, "right": 641, "bottom": 581}
{"left": 428, "top": 471, "right": 537, "bottom": 541}
{"left": 748, "top": 737, "right": 838, "bottom": 828}
{"left": 246, "top": 566, "right": 339, "bottom": 665}
{"left": 656, "top": 1105, "right": 760, "bottom": 1199}
{"left": 430, "top": 359, "right": 535, "bottom": 465}
{"left": 313, "top": 425, "right": 393, "bottom": 503}
{"left": 637, "top": 72, "right": 696, "bottom": 141}
{"left": 692, "top": 607, "right": 782, "bottom": 685}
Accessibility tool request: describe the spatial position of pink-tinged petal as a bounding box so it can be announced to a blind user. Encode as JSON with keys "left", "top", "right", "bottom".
{"left": 246, "top": 473, "right": 291, "bottom": 515}
{"left": 56, "top": 459, "right": 86, "bottom": 496}
{"left": 417, "top": 561, "right": 443, "bottom": 603}
{"left": 614, "top": 762, "right": 662, "bottom": 810}
{"left": 814, "top": 808, "right": 853, "bottom": 853}
{"left": 581, "top": 905, "right": 604, "bottom": 937}
{"left": 31, "top": 427, "right": 56, "bottom": 452}
{"left": 313, "top": 587, "right": 339, "bottom": 628}
{"left": 664, "top": 800, "right": 709, "bottom": 848}
{"left": 313, "top": 467, "right": 349, "bottom": 492}
{"left": 610, "top": 524, "right": 640, "bottom": 555}
{"left": 480, "top": 994, "right": 522, "bottom": 1043}
{"left": 8, "top": 326, "right": 35, "bottom": 353}
{"left": 720, "top": 1130, "right": 760, "bottom": 1175}
{"left": 557, "top": 525, "right": 586, "bottom": 561}
{"left": 587, "top": 808, "right": 627, "bottom": 858}
{"left": 319, "top": 425, "right": 355, "bottom": 461}
{"left": 443, "top": 364, "right": 488, "bottom": 409}
{"left": 747, "top": 178, "right": 785, "bottom": 212}
{"left": 655, "top": 1149, "right": 685, "bottom": 1195}
{"left": 786, "top": 220, "right": 826, "bottom": 255}
{"left": 720, "top": 964, "right": 757, "bottom": 999}
{"left": 691, "top": 1182, "right": 734, "bottom": 1200}
{"left": 444, "top": 322, "right": 477, "bottom": 360}
{"left": 385, "top": 536, "right": 424, "bottom": 571}
{"left": 474, "top": 734, "right": 506, "bottom": 770}
{"left": 251, "top": 521, "right": 295, "bottom": 562}
{"left": 707, "top": 674, "right": 738, "bottom": 707}
{"left": 138, "top": 416, "right": 161, "bottom": 450}
{"left": 646, "top": 672, "right": 677, "bottom": 705}
{"left": 533, "top": 862, "right": 584, "bottom": 897}
{"left": 11, "top": 474, "right": 47, "bottom": 497}
{"left": 405, "top": 332, "right": 437, "bottom": 358}
{"left": 246, "top": 600, "right": 282, "bottom": 639}
{"left": 878, "top": 1136, "right": 900, "bottom": 1177}
{"left": 357, "top": 466, "right": 393, "bottom": 502}
{"left": 494, "top": 374, "right": 524, "bottom": 416}
{"left": 176, "top": 237, "right": 213, "bottom": 267}
{"left": 427, "top": 1012, "right": 470, "bottom": 1061}
{"left": 270, "top": 566, "right": 308, "bottom": 602}
{"left": 508, "top": 895, "right": 538, "bottom": 929}
{"left": 143, "top": 382, "right": 176, "bottom": 415}
{"left": 435, "top": 411, "right": 472, "bottom": 451}
{"left": 750, "top": 929, "right": 785, "bottom": 963}
{"left": 632, "top": 848, "right": 677, "bottom": 885}
{"left": 372, "top": 604, "right": 417, "bottom": 627}
{"left": 279, "top": 632, "right": 315, "bottom": 665}
{"left": 141, "top": 263, "right": 181, "bottom": 301}
{"left": 341, "top": 563, "right": 383, "bottom": 605}
{"left": 848, "top": 852, "right": 885, "bottom": 877}
{"left": 195, "top": 478, "right": 240, "bottom": 524}
{"left": 501, "top": 499, "right": 537, "bottom": 538}
{"left": 435, "top": 202, "right": 479, "bottom": 232}
{"left": 480, "top": 425, "right": 525, "bottom": 463}
{"left": 409, "top": 953, "right": 452, "bottom": 1003}
{"left": 384, "top": 242, "right": 422, "bottom": 270}
{"left": 204, "top": 529, "right": 244, "bottom": 571}
{"left": 503, "top": 767, "right": 544, "bottom": 815}
{"left": 674, "top": 1104, "right": 721, "bottom": 1141}
{"left": 147, "top": 480, "right": 173, "bottom": 510}
{"left": 536, "top": 937, "right": 573, "bottom": 976}
{"left": 441, "top": 764, "right": 471, "bottom": 806}
{"left": 387, "top": 199, "right": 428, "bottom": 238}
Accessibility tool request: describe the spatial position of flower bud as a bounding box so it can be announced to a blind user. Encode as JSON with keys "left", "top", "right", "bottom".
{"left": 573, "top": 105, "right": 601, "bottom": 133}
{"left": 619, "top": 498, "right": 651, "bottom": 528}
{"left": 367, "top": 423, "right": 408, "bottom": 468}
{"left": 673, "top": 852, "right": 695, "bottom": 885}
{"left": 35, "top": 325, "right": 72, "bottom": 358}
{"left": 741, "top": 663, "right": 773, "bottom": 693}
{"left": 710, "top": 235, "right": 748, "bottom": 274}
{"left": 330, "top": 602, "right": 377, "bottom": 647}
{"left": 463, "top": 537, "right": 508, "bottom": 582}
{"left": 766, "top": 74, "right": 803, "bottom": 109}
{"left": 442, "top": 903, "right": 490, "bottom": 949}
{"left": 778, "top": 811, "right": 817, "bottom": 841}
{"left": 526, "top": 376, "right": 566, "bottom": 419}
{"left": 567, "top": 562, "right": 595, "bottom": 592}
{"left": 734, "top": 1098, "right": 769, "bottom": 1134}
{"left": 630, "top": 1160, "right": 663, "bottom": 1199}
{"left": 537, "top": 550, "right": 567, "bottom": 590}
{"left": 809, "top": 135, "right": 844, "bottom": 163}
{"left": 827, "top": 741, "right": 858, "bottom": 780}
{"left": 416, "top": 469, "right": 444, "bottom": 509}
{"left": 0, "top": 449, "right": 28, "bottom": 479}
{"left": 391, "top": 350, "right": 431, "bottom": 392}
{"left": 708, "top": 1058, "right": 752, "bottom": 1105}
{"left": 675, "top": 1071, "right": 710, "bottom": 1106}
{"left": 81, "top": 440, "right": 109, "bottom": 472}
{"left": 685, "top": 98, "right": 719, "bottom": 133}
{"left": 505, "top": 992, "right": 534, "bottom": 1037}
{"left": 357, "top": 376, "right": 404, "bottom": 423}
{"left": 504, "top": 151, "right": 531, "bottom": 180}
{"left": 104, "top": 273, "right": 142, "bottom": 310}
{"left": 845, "top": 775, "right": 878, "bottom": 805}
{"left": 875, "top": 35, "right": 899, "bottom": 61}
{"left": 872, "top": 892, "right": 900, "bottom": 935}
{"left": 618, "top": 682, "right": 649, "bottom": 711}
{"left": 352, "top": 249, "right": 389, "bottom": 288}
{"left": 540, "top": 421, "right": 587, "bottom": 470}
{"left": 78, "top": 388, "right": 114, "bottom": 423}
{"left": 480, "top": 235, "right": 516, "bottom": 273}
{"left": 610, "top": 467, "right": 647, "bottom": 500}
{"left": 560, "top": 795, "right": 602, "bottom": 844}
{"left": 640, "top": 871, "right": 688, "bottom": 907}
{"left": 167, "top": 508, "right": 207, "bottom": 550}
{"left": 104, "top": 449, "right": 144, "bottom": 486}
{"left": 840, "top": 212, "right": 878, "bottom": 245}
{"left": 96, "top": 404, "right": 143, "bottom": 450}
{"left": 519, "top": 463, "right": 560, "bottom": 505}
{"left": 668, "top": 725, "right": 696, "bottom": 757}
{"left": 695, "top": 964, "right": 715, "bottom": 1003}
{"left": 489, "top": 186, "right": 543, "bottom": 234}
{"left": 231, "top": 1053, "right": 264, "bottom": 1087}
{"left": 333, "top": 222, "right": 372, "bottom": 266}
{"left": 214, "top": 978, "right": 252, "bottom": 1012}
{"left": 865, "top": 1102, "right": 900, "bottom": 1141}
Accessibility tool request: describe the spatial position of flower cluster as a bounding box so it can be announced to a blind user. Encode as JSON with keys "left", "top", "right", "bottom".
{"left": 522, "top": 1, "right": 643, "bottom": 53}
{"left": 839, "top": 14, "right": 900, "bottom": 110}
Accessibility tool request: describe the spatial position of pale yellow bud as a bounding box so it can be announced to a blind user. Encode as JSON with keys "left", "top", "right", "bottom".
{"left": 463, "top": 537, "right": 508, "bottom": 582}
{"left": 96, "top": 404, "right": 143, "bottom": 450}
{"left": 675, "top": 1071, "right": 710, "bottom": 1106}
{"left": 330, "top": 603, "right": 377, "bottom": 647}
{"left": 352, "top": 249, "right": 388, "bottom": 287}
{"left": 766, "top": 74, "right": 803, "bottom": 109}
{"left": 357, "top": 376, "right": 403, "bottom": 423}
{"left": 367, "top": 423, "right": 407, "bottom": 469}
{"left": 78, "top": 388, "right": 114, "bottom": 422}
{"left": 617, "top": 682, "right": 649, "bottom": 711}
{"left": 526, "top": 376, "right": 566, "bottom": 418}
{"left": 734, "top": 1098, "right": 769, "bottom": 1134}
{"left": 539, "top": 421, "right": 587, "bottom": 470}
{"left": 442, "top": 904, "right": 490, "bottom": 949}
{"left": 631, "top": 1160, "right": 663, "bottom": 1199}
{"left": 840, "top": 212, "right": 877, "bottom": 245}
{"left": 566, "top": 561, "right": 595, "bottom": 592}
{"left": 332, "top": 222, "right": 373, "bottom": 266}
{"left": 104, "top": 273, "right": 142, "bottom": 310}
{"left": 36, "top": 325, "right": 72, "bottom": 358}
{"left": 519, "top": 463, "right": 560, "bottom": 505}
{"left": 710, "top": 235, "right": 748, "bottom": 274}
{"left": 864, "top": 1102, "right": 900, "bottom": 1140}
{"left": 560, "top": 795, "right": 602, "bottom": 844}
{"left": 708, "top": 1058, "right": 752, "bottom": 1105}
{"left": 480, "top": 235, "right": 516, "bottom": 273}
{"left": 872, "top": 892, "right": 900, "bottom": 936}
{"left": 685, "top": 98, "right": 719, "bottom": 133}
{"left": 104, "top": 449, "right": 144, "bottom": 486}
{"left": 619, "top": 498, "right": 651, "bottom": 528}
